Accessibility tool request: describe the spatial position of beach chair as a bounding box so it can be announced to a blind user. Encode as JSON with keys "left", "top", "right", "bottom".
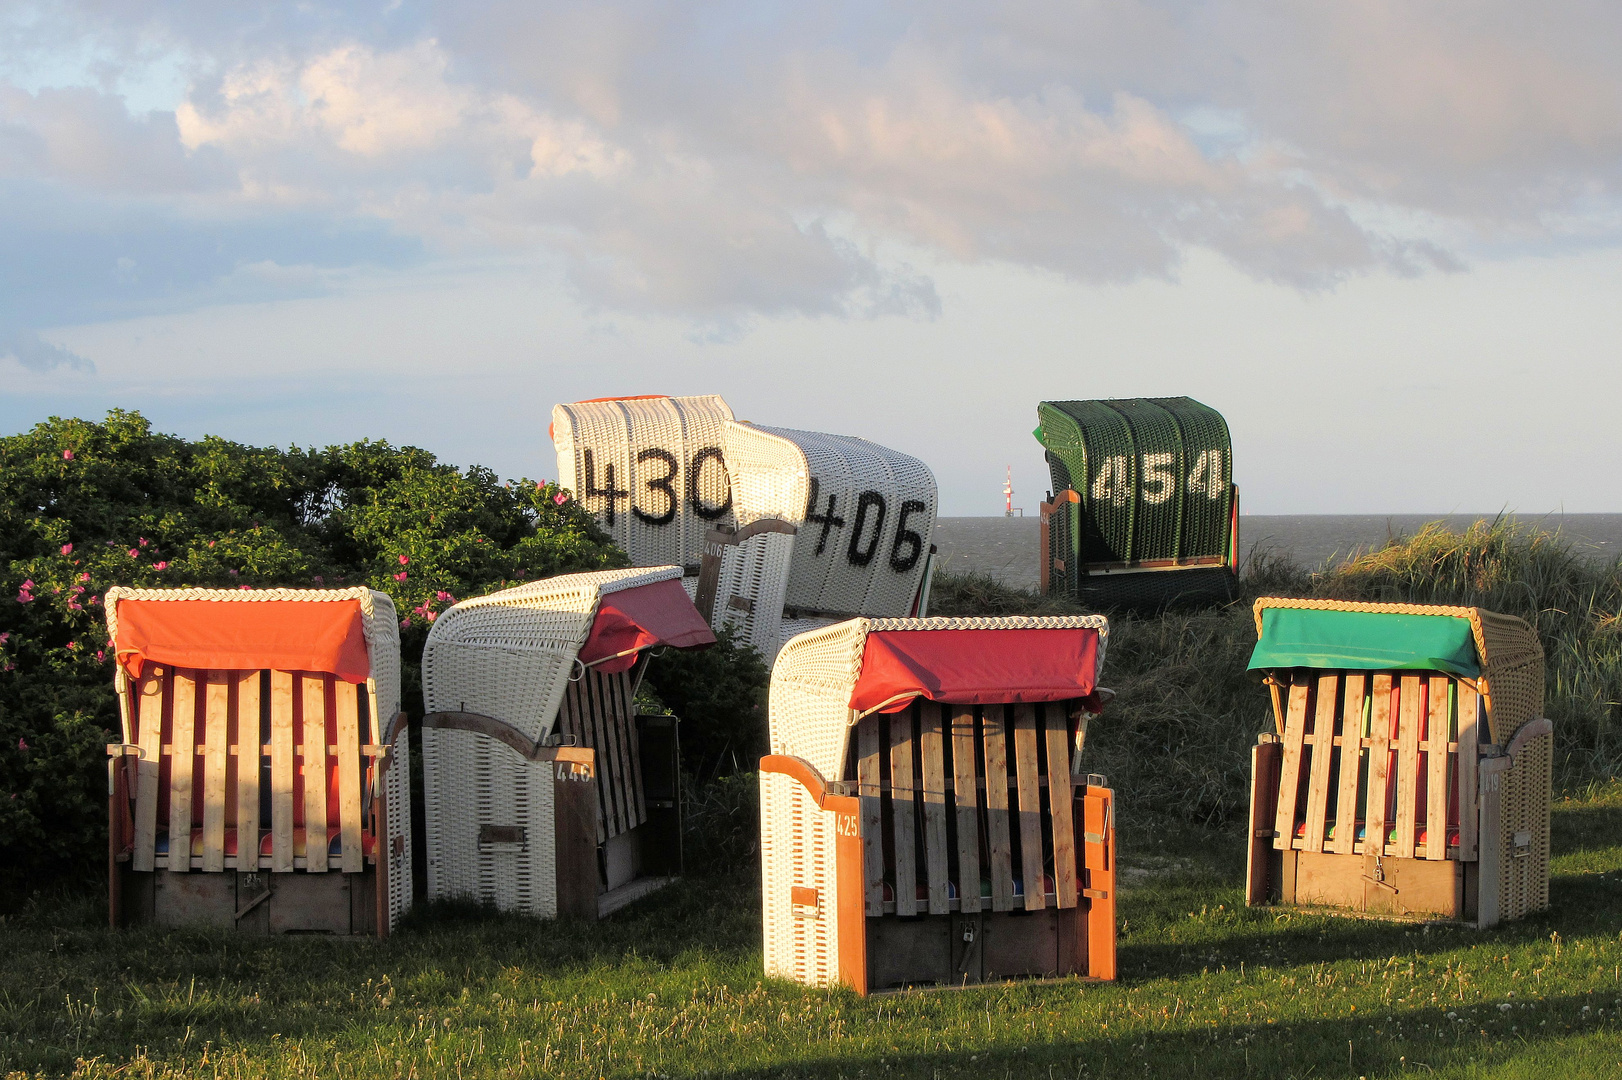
{"left": 551, "top": 395, "right": 736, "bottom": 578}
{"left": 104, "top": 587, "right": 411, "bottom": 935}
{"left": 760, "top": 616, "right": 1116, "bottom": 992}
{"left": 1036, "top": 397, "right": 1238, "bottom": 609}
{"left": 419, "top": 566, "right": 715, "bottom": 918}
{"left": 1245, "top": 598, "right": 1551, "bottom": 926}
{"left": 695, "top": 422, "right": 937, "bottom": 666}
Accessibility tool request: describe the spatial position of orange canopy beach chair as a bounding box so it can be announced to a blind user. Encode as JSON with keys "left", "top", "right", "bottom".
{"left": 104, "top": 587, "right": 412, "bottom": 935}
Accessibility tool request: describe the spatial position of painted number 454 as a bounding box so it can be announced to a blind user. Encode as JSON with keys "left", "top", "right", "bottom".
{"left": 1091, "top": 449, "right": 1224, "bottom": 508}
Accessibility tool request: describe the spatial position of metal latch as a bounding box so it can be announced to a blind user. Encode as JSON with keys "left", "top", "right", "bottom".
{"left": 1512, "top": 830, "right": 1532, "bottom": 857}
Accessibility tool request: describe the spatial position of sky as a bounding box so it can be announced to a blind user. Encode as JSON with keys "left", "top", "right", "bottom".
{"left": 2, "top": 2, "right": 1620, "bottom": 515}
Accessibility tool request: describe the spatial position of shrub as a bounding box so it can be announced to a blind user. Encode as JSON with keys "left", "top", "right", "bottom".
{"left": 0, "top": 411, "right": 625, "bottom": 898}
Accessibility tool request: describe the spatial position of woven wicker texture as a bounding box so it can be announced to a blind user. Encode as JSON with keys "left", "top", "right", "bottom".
{"left": 712, "top": 529, "right": 798, "bottom": 663}
{"left": 421, "top": 726, "right": 557, "bottom": 916}
{"left": 1497, "top": 728, "right": 1553, "bottom": 921}
{"left": 760, "top": 770, "right": 841, "bottom": 986}
{"left": 552, "top": 396, "right": 735, "bottom": 569}
{"left": 422, "top": 566, "right": 679, "bottom": 744}
{"left": 724, "top": 423, "right": 937, "bottom": 618}
{"left": 770, "top": 616, "right": 1111, "bottom": 783}
{"left": 1037, "top": 397, "right": 1232, "bottom": 569}
{"left": 1252, "top": 597, "right": 1545, "bottom": 745}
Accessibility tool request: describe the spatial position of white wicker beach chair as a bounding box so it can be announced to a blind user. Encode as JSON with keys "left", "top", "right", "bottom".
{"left": 104, "top": 587, "right": 411, "bottom": 935}
{"left": 551, "top": 395, "right": 735, "bottom": 574}
{"left": 759, "top": 616, "right": 1118, "bottom": 993}
{"left": 701, "top": 422, "right": 938, "bottom": 666}
{"left": 419, "top": 566, "right": 713, "bottom": 919}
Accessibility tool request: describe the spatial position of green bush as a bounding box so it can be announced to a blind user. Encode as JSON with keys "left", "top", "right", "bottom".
{"left": 0, "top": 411, "right": 625, "bottom": 897}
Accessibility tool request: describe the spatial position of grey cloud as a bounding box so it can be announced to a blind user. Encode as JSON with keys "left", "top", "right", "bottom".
{"left": 5, "top": 0, "right": 1622, "bottom": 344}
{"left": 1, "top": 331, "right": 94, "bottom": 372}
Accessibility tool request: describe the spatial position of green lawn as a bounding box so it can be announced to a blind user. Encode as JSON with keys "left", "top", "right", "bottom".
{"left": 4, "top": 787, "right": 1622, "bottom": 1079}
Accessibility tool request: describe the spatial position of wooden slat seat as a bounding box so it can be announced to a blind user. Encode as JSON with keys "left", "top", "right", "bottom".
{"left": 847, "top": 699, "right": 1085, "bottom": 916}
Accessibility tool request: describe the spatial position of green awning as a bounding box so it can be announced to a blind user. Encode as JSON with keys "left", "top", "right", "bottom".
{"left": 1247, "top": 607, "right": 1481, "bottom": 677}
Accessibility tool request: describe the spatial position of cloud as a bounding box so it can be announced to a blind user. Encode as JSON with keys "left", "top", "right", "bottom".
{"left": 5, "top": 0, "right": 1622, "bottom": 352}
{"left": 1, "top": 330, "right": 93, "bottom": 372}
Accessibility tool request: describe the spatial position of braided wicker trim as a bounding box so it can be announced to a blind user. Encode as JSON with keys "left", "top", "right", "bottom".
{"left": 1251, "top": 596, "right": 1544, "bottom": 744}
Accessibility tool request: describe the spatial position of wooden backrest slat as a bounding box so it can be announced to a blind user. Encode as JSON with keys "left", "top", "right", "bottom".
{"left": 1012, "top": 704, "right": 1046, "bottom": 911}
{"left": 1393, "top": 674, "right": 1422, "bottom": 859}
{"left": 270, "top": 670, "right": 296, "bottom": 872}
{"left": 1364, "top": 674, "right": 1394, "bottom": 856}
{"left": 918, "top": 703, "right": 951, "bottom": 915}
{"left": 1302, "top": 673, "right": 1339, "bottom": 851}
{"left": 617, "top": 675, "right": 647, "bottom": 830}
{"left": 201, "top": 670, "right": 230, "bottom": 872}
{"left": 856, "top": 716, "right": 885, "bottom": 916}
{"left": 301, "top": 674, "right": 330, "bottom": 872}
{"left": 1271, "top": 673, "right": 1310, "bottom": 850}
{"left": 234, "top": 672, "right": 261, "bottom": 867}
{"left": 595, "top": 673, "right": 630, "bottom": 836}
{"left": 949, "top": 706, "right": 982, "bottom": 914}
{"left": 1426, "top": 675, "right": 1452, "bottom": 860}
{"left": 1044, "top": 705, "right": 1079, "bottom": 907}
{"left": 888, "top": 710, "right": 919, "bottom": 917}
{"left": 336, "top": 680, "right": 365, "bottom": 872}
{"left": 168, "top": 670, "right": 198, "bottom": 875}
{"left": 1330, "top": 674, "right": 1365, "bottom": 855}
{"left": 981, "top": 706, "right": 1015, "bottom": 912}
{"left": 132, "top": 669, "right": 164, "bottom": 873}
{"left": 1456, "top": 682, "right": 1480, "bottom": 860}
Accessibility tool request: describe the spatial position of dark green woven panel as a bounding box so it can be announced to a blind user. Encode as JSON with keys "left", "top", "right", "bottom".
{"left": 1036, "top": 396, "right": 1233, "bottom": 566}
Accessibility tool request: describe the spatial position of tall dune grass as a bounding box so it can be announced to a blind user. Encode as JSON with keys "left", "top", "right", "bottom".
{"left": 928, "top": 518, "right": 1622, "bottom": 824}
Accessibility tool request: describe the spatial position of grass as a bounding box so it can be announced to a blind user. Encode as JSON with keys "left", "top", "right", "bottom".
{"left": 3, "top": 786, "right": 1621, "bottom": 1078}
{"left": 2, "top": 518, "right": 1621, "bottom": 1078}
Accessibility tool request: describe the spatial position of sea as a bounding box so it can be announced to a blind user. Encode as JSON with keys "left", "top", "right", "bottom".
{"left": 931, "top": 514, "right": 1622, "bottom": 592}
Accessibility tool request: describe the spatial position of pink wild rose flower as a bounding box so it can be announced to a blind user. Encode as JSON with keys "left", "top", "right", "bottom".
{"left": 398, "top": 554, "right": 410, "bottom": 565}
{"left": 62, "top": 449, "right": 73, "bottom": 460}
{"left": 60, "top": 543, "right": 72, "bottom": 556}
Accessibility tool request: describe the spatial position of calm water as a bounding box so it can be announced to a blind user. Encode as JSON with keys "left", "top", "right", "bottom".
{"left": 932, "top": 514, "right": 1622, "bottom": 591}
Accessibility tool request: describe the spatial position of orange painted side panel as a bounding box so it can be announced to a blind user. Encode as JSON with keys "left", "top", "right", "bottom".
{"left": 1082, "top": 785, "right": 1116, "bottom": 981}
{"left": 825, "top": 793, "right": 867, "bottom": 995}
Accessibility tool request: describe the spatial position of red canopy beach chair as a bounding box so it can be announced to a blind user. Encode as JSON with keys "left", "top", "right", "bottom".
{"left": 105, "top": 587, "right": 412, "bottom": 935}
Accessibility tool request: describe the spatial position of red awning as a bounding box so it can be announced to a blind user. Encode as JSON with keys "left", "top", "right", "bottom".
{"left": 848, "top": 628, "right": 1100, "bottom": 716}
{"left": 579, "top": 578, "right": 716, "bottom": 673}
{"left": 113, "top": 598, "right": 371, "bottom": 683}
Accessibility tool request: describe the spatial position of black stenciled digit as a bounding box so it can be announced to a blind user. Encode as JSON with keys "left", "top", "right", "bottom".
{"left": 582, "top": 448, "right": 630, "bottom": 526}
{"left": 804, "top": 478, "right": 845, "bottom": 555}
{"left": 889, "top": 499, "right": 926, "bottom": 572}
{"left": 688, "top": 446, "right": 732, "bottom": 520}
{"left": 633, "top": 448, "right": 679, "bottom": 526}
{"left": 846, "top": 490, "right": 886, "bottom": 567}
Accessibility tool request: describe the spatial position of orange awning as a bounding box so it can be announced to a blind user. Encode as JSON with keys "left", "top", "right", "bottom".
{"left": 113, "top": 597, "right": 371, "bottom": 682}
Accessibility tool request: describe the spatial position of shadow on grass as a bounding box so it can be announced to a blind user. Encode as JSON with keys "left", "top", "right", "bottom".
{"left": 688, "top": 992, "right": 1622, "bottom": 1079}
